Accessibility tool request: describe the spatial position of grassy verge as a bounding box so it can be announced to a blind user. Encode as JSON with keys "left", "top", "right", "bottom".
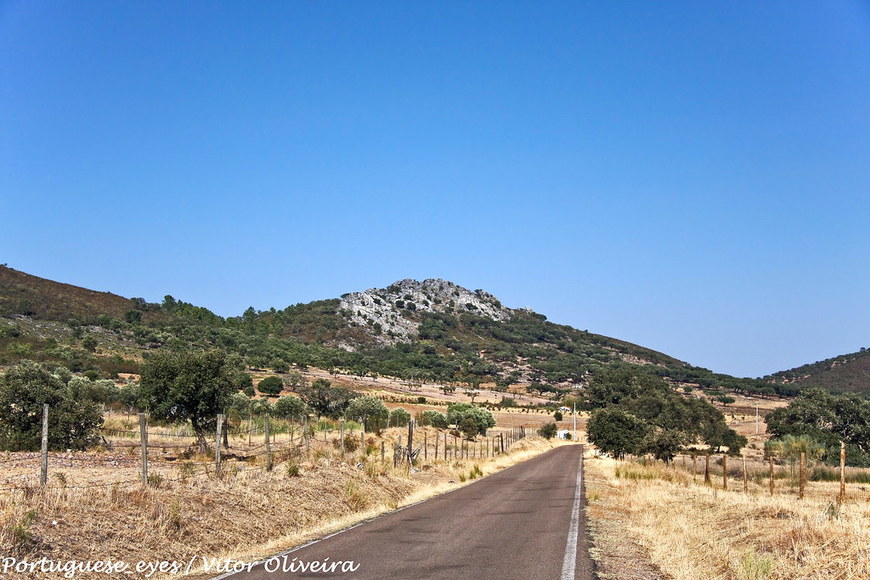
{"left": 0, "top": 434, "right": 557, "bottom": 580}
{"left": 584, "top": 451, "right": 870, "bottom": 579}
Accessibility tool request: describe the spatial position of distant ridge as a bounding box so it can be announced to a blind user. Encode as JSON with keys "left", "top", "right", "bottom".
{"left": 3, "top": 265, "right": 860, "bottom": 398}
{"left": 767, "top": 348, "right": 870, "bottom": 396}
{"left": 0, "top": 265, "right": 147, "bottom": 323}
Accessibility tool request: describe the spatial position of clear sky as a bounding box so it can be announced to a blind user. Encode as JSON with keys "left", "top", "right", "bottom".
{"left": 2, "top": 1, "right": 868, "bottom": 378}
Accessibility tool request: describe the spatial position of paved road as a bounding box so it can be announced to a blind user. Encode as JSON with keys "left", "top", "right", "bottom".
{"left": 217, "top": 445, "right": 593, "bottom": 580}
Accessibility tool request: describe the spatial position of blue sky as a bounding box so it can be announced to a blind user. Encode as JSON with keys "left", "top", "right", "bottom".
{"left": 2, "top": 1, "right": 868, "bottom": 378}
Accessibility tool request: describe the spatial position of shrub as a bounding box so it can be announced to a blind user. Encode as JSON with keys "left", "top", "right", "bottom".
{"left": 538, "top": 422, "right": 558, "bottom": 440}
{"left": 343, "top": 434, "right": 360, "bottom": 453}
{"left": 390, "top": 408, "right": 411, "bottom": 427}
{"left": 257, "top": 376, "right": 284, "bottom": 396}
{"left": 420, "top": 410, "right": 448, "bottom": 428}
{"left": 346, "top": 396, "right": 389, "bottom": 432}
{"left": 446, "top": 403, "right": 495, "bottom": 437}
{"left": 0, "top": 361, "right": 103, "bottom": 451}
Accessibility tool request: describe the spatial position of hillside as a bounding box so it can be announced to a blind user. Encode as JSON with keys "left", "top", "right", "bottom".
{"left": 767, "top": 348, "right": 870, "bottom": 395}
{"left": 0, "top": 266, "right": 792, "bottom": 397}
{"left": 0, "top": 265, "right": 162, "bottom": 323}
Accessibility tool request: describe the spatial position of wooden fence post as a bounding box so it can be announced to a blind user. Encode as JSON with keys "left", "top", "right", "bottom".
{"left": 340, "top": 421, "right": 345, "bottom": 455}
{"left": 265, "top": 417, "right": 272, "bottom": 472}
{"left": 769, "top": 456, "right": 775, "bottom": 495}
{"left": 722, "top": 454, "right": 728, "bottom": 490}
{"left": 799, "top": 452, "right": 806, "bottom": 500}
{"left": 215, "top": 414, "right": 224, "bottom": 477}
{"left": 139, "top": 413, "right": 148, "bottom": 485}
{"left": 839, "top": 441, "right": 846, "bottom": 504}
{"left": 40, "top": 404, "right": 49, "bottom": 486}
{"left": 424, "top": 430, "right": 428, "bottom": 461}
{"left": 434, "top": 431, "right": 439, "bottom": 460}
{"left": 407, "top": 420, "right": 414, "bottom": 465}
{"left": 704, "top": 454, "right": 711, "bottom": 484}
{"left": 381, "top": 440, "right": 385, "bottom": 461}
{"left": 742, "top": 456, "right": 748, "bottom": 493}
{"left": 692, "top": 454, "right": 697, "bottom": 481}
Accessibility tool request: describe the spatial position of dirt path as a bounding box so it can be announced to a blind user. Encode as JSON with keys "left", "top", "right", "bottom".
{"left": 216, "top": 445, "right": 593, "bottom": 580}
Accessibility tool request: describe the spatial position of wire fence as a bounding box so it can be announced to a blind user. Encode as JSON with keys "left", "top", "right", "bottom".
{"left": 1, "top": 408, "right": 530, "bottom": 497}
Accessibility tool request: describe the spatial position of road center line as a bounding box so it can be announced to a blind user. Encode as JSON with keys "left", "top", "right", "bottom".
{"left": 560, "top": 447, "right": 584, "bottom": 580}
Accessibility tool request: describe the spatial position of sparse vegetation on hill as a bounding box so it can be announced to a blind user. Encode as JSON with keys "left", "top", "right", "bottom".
{"left": 0, "top": 266, "right": 862, "bottom": 404}
{"left": 767, "top": 348, "right": 870, "bottom": 396}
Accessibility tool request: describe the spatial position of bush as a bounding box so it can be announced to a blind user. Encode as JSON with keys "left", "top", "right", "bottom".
{"left": 346, "top": 396, "right": 388, "bottom": 432}
{"left": 258, "top": 376, "right": 284, "bottom": 396}
{"left": 538, "top": 422, "right": 558, "bottom": 440}
{"left": 390, "top": 408, "right": 411, "bottom": 428}
{"left": 446, "top": 403, "right": 495, "bottom": 438}
{"left": 0, "top": 361, "right": 103, "bottom": 451}
{"left": 343, "top": 434, "right": 359, "bottom": 453}
{"left": 273, "top": 395, "right": 310, "bottom": 420}
{"left": 420, "top": 410, "right": 448, "bottom": 428}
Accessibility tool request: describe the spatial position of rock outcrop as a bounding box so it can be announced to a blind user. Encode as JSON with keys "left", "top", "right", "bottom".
{"left": 338, "top": 279, "right": 512, "bottom": 347}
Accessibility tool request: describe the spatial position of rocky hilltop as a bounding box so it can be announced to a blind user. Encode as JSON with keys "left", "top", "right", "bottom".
{"left": 338, "top": 278, "right": 512, "bottom": 347}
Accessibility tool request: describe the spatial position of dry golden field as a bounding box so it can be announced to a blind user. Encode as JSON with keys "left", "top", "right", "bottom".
{"left": 585, "top": 450, "right": 870, "bottom": 580}
{"left": 0, "top": 416, "right": 557, "bottom": 580}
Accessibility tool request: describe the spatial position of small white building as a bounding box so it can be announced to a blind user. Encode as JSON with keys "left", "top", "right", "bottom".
{"left": 556, "top": 429, "right": 572, "bottom": 440}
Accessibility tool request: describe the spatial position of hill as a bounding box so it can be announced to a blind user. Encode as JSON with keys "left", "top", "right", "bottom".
{"left": 0, "top": 266, "right": 791, "bottom": 398}
{"left": 766, "top": 348, "right": 870, "bottom": 395}
{"left": 0, "top": 265, "right": 158, "bottom": 323}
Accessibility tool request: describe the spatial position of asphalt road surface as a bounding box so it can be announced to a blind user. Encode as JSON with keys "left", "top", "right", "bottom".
{"left": 217, "top": 445, "right": 593, "bottom": 580}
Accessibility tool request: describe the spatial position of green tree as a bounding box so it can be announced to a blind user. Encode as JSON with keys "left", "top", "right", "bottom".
{"left": 297, "top": 378, "right": 359, "bottom": 419}
{"left": 139, "top": 349, "right": 236, "bottom": 453}
{"left": 587, "top": 408, "right": 649, "bottom": 459}
{"left": 257, "top": 375, "right": 284, "bottom": 396}
{"left": 641, "top": 428, "right": 687, "bottom": 463}
{"left": 420, "top": 410, "right": 448, "bottom": 428}
{"left": 117, "top": 381, "right": 146, "bottom": 415}
{"left": 538, "top": 422, "right": 558, "bottom": 440}
{"left": 346, "top": 396, "right": 388, "bottom": 432}
{"left": 232, "top": 371, "right": 253, "bottom": 391}
{"left": 0, "top": 361, "right": 103, "bottom": 451}
{"left": 253, "top": 397, "right": 273, "bottom": 416}
{"left": 446, "top": 403, "right": 495, "bottom": 438}
{"left": 81, "top": 335, "right": 98, "bottom": 353}
{"left": 390, "top": 408, "right": 411, "bottom": 428}
{"left": 273, "top": 395, "right": 310, "bottom": 421}
{"left": 284, "top": 370, "right": 307, "bottom": 392}
{"left": 765, "top": 434, "right": 826, "bottom": 466}
{"left": 766, "top": 388, "right": 870, "bottom": 465}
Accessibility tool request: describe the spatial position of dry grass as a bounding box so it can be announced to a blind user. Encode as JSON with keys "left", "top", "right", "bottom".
{"left": 585, "top": 451, "right": 870, "bottom": 580}
{"left": 0, "top": 430, "right": 555, "bottom": 580}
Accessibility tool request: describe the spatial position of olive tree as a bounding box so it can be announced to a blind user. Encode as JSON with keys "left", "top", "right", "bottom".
{"left": 0, "top": 361, "right": 103, "bottom": 451}
{"left": 139, "top": 349, "right": 236, "bottom": 453}
{"left": 346, "top": 396, "right": 388, "bottom": 432}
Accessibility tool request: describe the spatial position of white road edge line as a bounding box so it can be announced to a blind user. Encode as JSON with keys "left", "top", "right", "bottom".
{"left": 560, "top": 448, "right": 584, "bottom": 580}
